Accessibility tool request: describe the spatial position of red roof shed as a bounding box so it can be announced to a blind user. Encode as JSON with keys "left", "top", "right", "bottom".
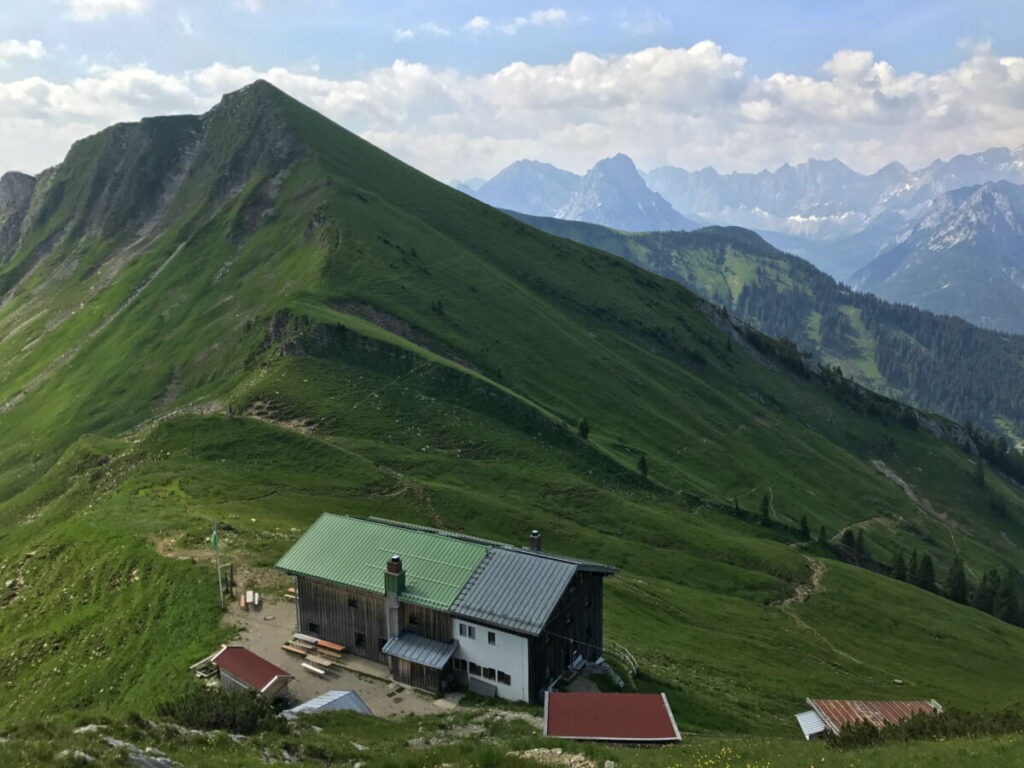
{"left": 544, "top": 692, "right": 681, "bottom": 742}
{"left": 210, "top": 646, "right": 293, "bottom": 697}
{"left": 808, "top": 699, "right": 940, "bottom": 733}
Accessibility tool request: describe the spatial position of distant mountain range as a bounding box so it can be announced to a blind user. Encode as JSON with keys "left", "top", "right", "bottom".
{"left": 458, "top": 146, "right": 1024, "bottom": 332}
{"left": 852, "top": 180, "right": 1024, "bottom": 333}
{"left": 458, "top": 154, "right": 695, "bottom": 232}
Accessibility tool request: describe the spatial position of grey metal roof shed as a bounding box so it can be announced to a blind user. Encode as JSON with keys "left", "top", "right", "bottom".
{"left": 382, "top": 632, "right": 458, "bottom": 669}
{"left": 284, "top": 691, "right": 372, "bottom": 718}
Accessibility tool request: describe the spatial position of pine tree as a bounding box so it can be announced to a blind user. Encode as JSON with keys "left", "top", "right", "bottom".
{"left": 914, "top": 554, "right": 936, "bottom": 592}
{"left": 855, "top": 530, "right": 867, "bottom": 557}
{"left": 891, "top": 549, "right": 907, "bottom": 581}
{"left": 577, "top": 418, "right": 590, "bottom": 441}
{"left": 759, "top": 494, "right": 771, "bottom": 524}
{"left": 973, "top": 568, "right": 1000, "bottom": 614}
{"left": 637, "top": 454, "right": 648, "bottom": 479}
{"left": 993, "top": 570, "right": 1021, "bottom": 625}
{"left": 841, "top": 529, "right": 856, "bottom": 550}
{"left": 799, "top": 515, "right": 811, "bottom": 541}
{"left": 942, "top": 556, "right": 969, "bottom": 604}
{"left": 817, "top": 526, "right": 828, "bottom": 545}
{"left": 908, "top": 549, "right": 919, "bottom": 582}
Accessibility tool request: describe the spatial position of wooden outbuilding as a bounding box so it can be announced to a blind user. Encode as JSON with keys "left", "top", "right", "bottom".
{"left": 209, "top": 646, "right": 294, "bottom": 699}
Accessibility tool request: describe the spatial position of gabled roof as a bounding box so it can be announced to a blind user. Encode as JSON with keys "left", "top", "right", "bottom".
{"left": 275, "top": 515, "right": 487, "bottom": 610}
{"left": 544, "top": 692, "right": 681, "bottom": 742}
{"left": 807, "top": 699, "right": 941, "bottom": 733}
{"left": 795, "top": 709, "right": 827, "bottom": 739}
{"left": 275, "top": 514, "right": 617, "bottom": 625}
{"left": 382, "top": 632, "right": 458, "bottom": 670}
{"left": 284, "top": 690, "right": 371, "bottom": 718}
{"left": 210, "top": 646, "right": 293, "bottom": 693}
{"left": 450, "top": 548, "right": 576, "bottom": 635}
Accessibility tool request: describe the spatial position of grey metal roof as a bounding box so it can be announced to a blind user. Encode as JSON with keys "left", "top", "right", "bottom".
{"left": 382, "top": 632, "right": 458, "bottom": 670}
{"left": 450, "top": 548, "right": 577, "bottom": 636}
{"left": 795, "top": 710, "right": 827, "bottom": 739}
{"left": 284, "top": 690, "right": 372, "bottom": 718}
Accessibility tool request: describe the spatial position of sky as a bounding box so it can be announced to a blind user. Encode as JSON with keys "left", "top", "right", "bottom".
{"left": 1, "top": 1, "right": 1024, "bottom": 181}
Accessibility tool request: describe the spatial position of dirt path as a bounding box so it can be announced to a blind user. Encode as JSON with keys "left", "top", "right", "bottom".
{"left": 779, "top": 555, "right": 826, "bottom": 608}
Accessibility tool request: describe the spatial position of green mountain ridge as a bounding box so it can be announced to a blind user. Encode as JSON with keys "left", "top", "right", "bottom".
{"left": 507, "top": 211, "right": 1024, "bottom": 441}
{"left": 0, "top": 81, "right": 1022, "bottom": 762}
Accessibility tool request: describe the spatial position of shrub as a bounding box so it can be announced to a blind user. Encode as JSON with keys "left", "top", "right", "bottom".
{"left": 156, "top": 686, "right": 286, "bottom": 734}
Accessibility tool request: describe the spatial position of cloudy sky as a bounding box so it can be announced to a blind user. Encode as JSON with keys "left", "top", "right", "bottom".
{"left": 2, "top": 1, "right": 1024, "bottom": 181}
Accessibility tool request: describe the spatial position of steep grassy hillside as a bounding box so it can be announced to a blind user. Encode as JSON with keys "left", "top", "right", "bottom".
{"left": 0, "top": 82, "right": 1022, "bottom": 760}
{"left": 510, "top": 213, "right": 1024, "bottom": 441}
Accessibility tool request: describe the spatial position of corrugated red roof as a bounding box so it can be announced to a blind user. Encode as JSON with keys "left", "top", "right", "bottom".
{"left": 211, "top": 646, "right": 292, "bottom": 692}
{"left": 808, "top": 699, "right": 937, "bottom": 732}
{"left": 544, "top": 692, "right": 681, "bottom": 742}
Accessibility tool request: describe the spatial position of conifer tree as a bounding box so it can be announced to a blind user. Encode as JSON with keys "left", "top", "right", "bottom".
{"left": 943, "top": 556, "right": 969, "bottom": 604}
{"left": 855, "top": 530, "right": 867, "bottom": 557}
{"left": 759, "top": 494, "right": 771, "bottom": 524}
{"left": 577, "top": 417, "right": 590, "bottom": 441}
{"left": 891, "top": 549, "right": 907, "bottom": 581}
{"left": 973, "top": 568, "right": 1000, "bottom": 614}
{"left": 908, "top": 549, "right": 919, "bottom": 582}
{"left": 799, "top": 515, "right": 811, "bottom": 541}
{"left": 993, "top": 570, "right": 1021, "bottom": 626}
{"left": 841, "top": 529, "right": 856, "bottom": 550}
{"left": 817, "top": 525, "right": 828, "bottom": 545}
{"left": 915, "top": 554, "right": 937, "bottom": 592}
{"left": 637, "top": 453, "right": 648, "bottom": 479}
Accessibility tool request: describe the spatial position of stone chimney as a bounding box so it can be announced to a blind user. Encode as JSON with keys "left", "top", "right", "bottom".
{"left": 385, "top": 554, "right": 405, "bottom": 639}
{"left": 529, "top": 530, "right": 542, "bottom": 551}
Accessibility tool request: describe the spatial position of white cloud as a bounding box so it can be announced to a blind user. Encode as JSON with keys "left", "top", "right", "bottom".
{"left": 63, "top": 0, "right": 150, "bottom": 22}
{"left": 394, "top": 21, "right": 451, "bottom": 42}
{"left": 619, "top": 11, "right": 673, "bottom": 37}
{"left": 0, "top": 40, "right": 46, "bottom": 66}
{"left": 233, "top": 0, "right": 263, "bottom": 12}
{"left": 2, "top": 43, "right": 1024, "bottom": 183}
{"left": 499, "top": 8, "right": 568, "bottom": 35}
{"left": 177, "top": 10, "right": 195, "bottom": 36}
{"left": 463, "top": 16, "right": 490, "bottom": 34}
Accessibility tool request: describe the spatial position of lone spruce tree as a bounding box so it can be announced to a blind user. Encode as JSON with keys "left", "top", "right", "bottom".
{"left": 759, "top": 494, "right": 771, "bottom": 524}
{"left": 637, "top": 453, "right": 648, "bottom": 479}
{"left": 577, "top": 417, "right": 590, "bottom": 441}
{"left": 817, "top": 526, "right": 828, "bottom": 545}
{"left": 799, "top": 515, "right": 811, "bottom": 541}
{"left": 943, "top": 556, "right": 969, "bottom": 604}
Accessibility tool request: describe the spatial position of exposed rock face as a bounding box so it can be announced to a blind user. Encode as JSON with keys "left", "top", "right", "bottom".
{"left": 473, "top": 160, "right": 580, "bottom": 217}
{"left": 852, "top": 180, "right": 1024, "bottom": 333}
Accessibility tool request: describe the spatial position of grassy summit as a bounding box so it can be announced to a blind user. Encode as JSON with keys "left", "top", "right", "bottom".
{"left": 0, "top": 82, "right": 1022, "bottom": 755}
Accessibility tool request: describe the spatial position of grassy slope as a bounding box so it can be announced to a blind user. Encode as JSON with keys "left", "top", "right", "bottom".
{"left": 508, "top": 213, "right": 1024, "bottom": 437}
{"left": 0, "top": 83, "right": 1022, "bottom": 759}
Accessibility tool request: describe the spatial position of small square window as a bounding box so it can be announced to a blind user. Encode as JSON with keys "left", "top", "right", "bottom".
{"left": 307, "top": 622, "right": 320, "bottom": 634}
{"left": 497, "top": 671, "right": 511, "bottom": 685}
{"left": 469, "top": 662, "right": 482, "bottom": 676}
{"left": 453, "top": 658, "right": 467, "bottom": 671}
{"left": 348, "top": 598, "right": 359, "bottom": 608}
{"left": 487, "top": 631, "right": 496, "bottom": 646}
{"left": 355, "top": 632, "right": 366, "bottom": 647}
{"left": 459, "top": 623, "right": 467, "bottom": 636}
{"left": 409, "top": 615, "right": 419, "bottom": 626}
{"left": 483, "top": 667, "right": 496, "bottom": 681}
{"left": 467, "top": 626, "right": 476, "bottom": 640}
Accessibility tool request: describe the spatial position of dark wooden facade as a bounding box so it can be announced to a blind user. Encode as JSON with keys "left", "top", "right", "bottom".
{"left": 388, "top": 656, "right": 444, "bottom": 691}
{"left": 295, "top": 576, "right": 390, "bottom": 662}
{"left": 526, "top": 570, "right": 604, "bottom": 703}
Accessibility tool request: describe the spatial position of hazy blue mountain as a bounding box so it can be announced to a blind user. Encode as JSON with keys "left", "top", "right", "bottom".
{"left": 557, "top": 154, "right": 695, "bottom": 231}
{"left": 851, "top": 180, "right": 1024, "bottom": 333}
{"left": 470, "top": 159, "right": 580, "bottom": 216}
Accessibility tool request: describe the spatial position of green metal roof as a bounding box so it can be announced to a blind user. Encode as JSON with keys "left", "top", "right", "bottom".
{"left": 275, "top": 514, "right": 487, "bottom": 610}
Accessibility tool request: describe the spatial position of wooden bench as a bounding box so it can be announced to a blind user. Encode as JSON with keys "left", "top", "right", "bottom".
{"left": 316, "top": 639, "right": 344, "bottom": 653}
{"left": 304, "top": 653, "right": 337, "bottom": 668}
{"left": 301, "top": 662, "right": 326, "bottom": 676}
{"left": 316, "top": 647, "right": 343, "bottom": 659}
{"left": 281, "top": 644, "right": 307, "bottom": 656}
{"left": 293, "top": 633, "right": 320, "bottom": 645}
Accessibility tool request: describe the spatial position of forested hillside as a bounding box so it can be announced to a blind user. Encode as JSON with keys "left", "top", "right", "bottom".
{"left": 511, "top": 213, "right": 1024, "bottom": 441}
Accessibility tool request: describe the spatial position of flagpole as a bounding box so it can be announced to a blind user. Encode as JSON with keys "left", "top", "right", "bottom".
{"left": 213, "top": 520, "right": 224, "bottom": 610}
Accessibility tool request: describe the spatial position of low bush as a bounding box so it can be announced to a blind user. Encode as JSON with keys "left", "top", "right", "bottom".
{"left": 828, "top": 706, "right": 1024, "bottom": 749}
{"left": 156, "top": 687, "right": 287, "bottom": 735}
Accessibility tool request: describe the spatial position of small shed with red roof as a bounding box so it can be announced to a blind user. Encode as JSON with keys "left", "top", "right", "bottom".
{"left": 544, "top": 692, "right": 681, "bottom": 743}
{"left": 795, "top": 698, "right": 942, "bottom": 740}
{"left": 210, "top": 646, "right": 294, "bottom": 699}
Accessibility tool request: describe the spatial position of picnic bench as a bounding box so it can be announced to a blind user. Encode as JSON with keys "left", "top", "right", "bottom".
{"left": 316, "top": 639, "right": 344, "bottom": 653}
{"left": 304, "top": 653, "right": 337, "bottom": 668}
{"left": 281, "top": 644, "right": 307, "bottom": 656}
{"left": 301, "top": 662, "right": 326, "bottom": 676}
{"left": 293, "top": 632, "right": 320, "bottom": 645}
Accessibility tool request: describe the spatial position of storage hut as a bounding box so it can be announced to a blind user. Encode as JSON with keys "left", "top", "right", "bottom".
{"left": 795, "top": 698, "right": 943, "bottom": 739}
{"left": 209, "top": 646, "right": 294, "bottom": 699}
